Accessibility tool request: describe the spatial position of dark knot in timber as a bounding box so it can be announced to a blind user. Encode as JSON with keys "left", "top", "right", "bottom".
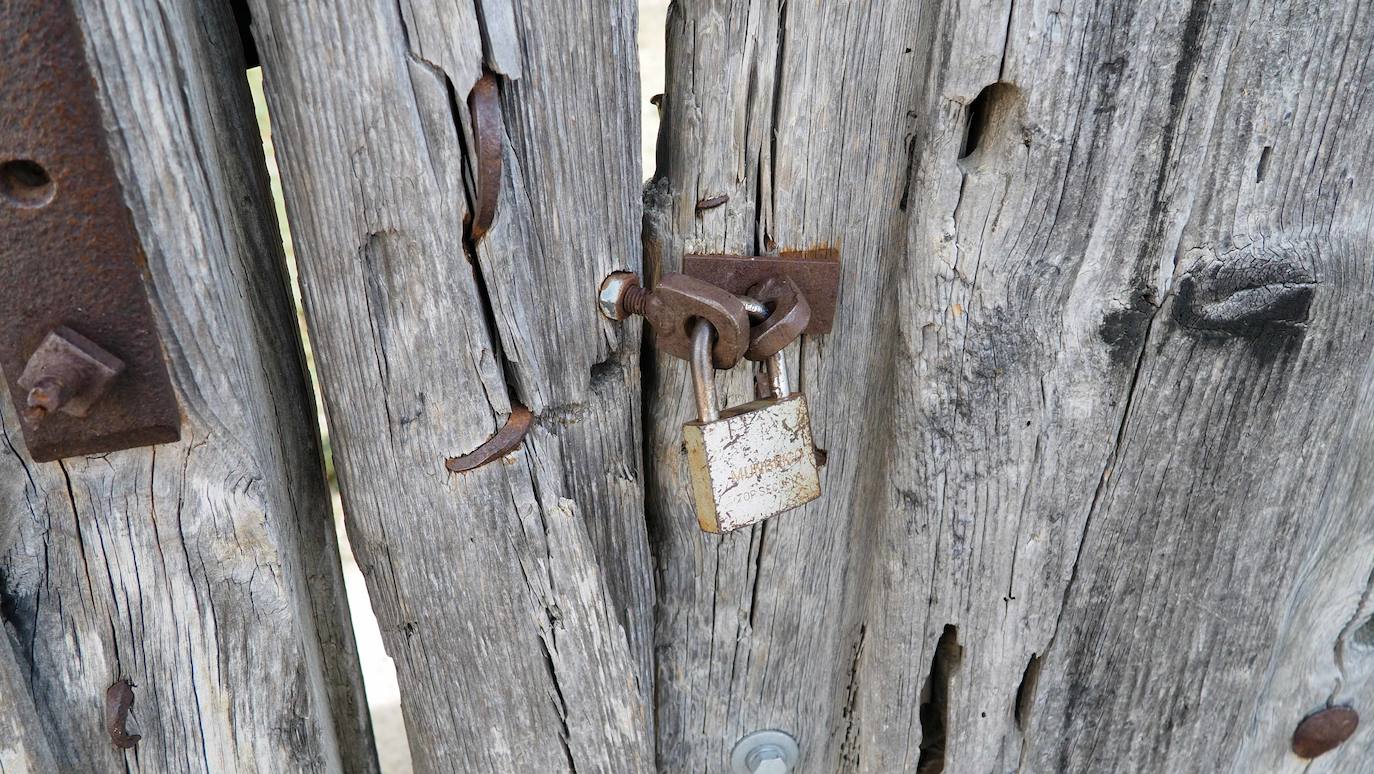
{"left": 1172, "top": 240, "right": 1316, "bottom": 340}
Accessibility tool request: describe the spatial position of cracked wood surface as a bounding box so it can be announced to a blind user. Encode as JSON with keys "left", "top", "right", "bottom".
{"left": 245, "top": 0, "right": 653, "bottom": 771}
{"left": 646, "top": 0, "right": 1374, "bottom": 771}
{"left": 0, "top": 1, "right": 373, "bottom": 772}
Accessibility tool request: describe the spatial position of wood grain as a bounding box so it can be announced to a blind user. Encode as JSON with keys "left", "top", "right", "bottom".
{"left": 0, "top": 0, "right": 373, "bottom": 771}
{"left": 246, "top": 0, "right": 653, "bottom": 770}
{"left": 647, "top": 0, "right": 1374, "bottom": 771}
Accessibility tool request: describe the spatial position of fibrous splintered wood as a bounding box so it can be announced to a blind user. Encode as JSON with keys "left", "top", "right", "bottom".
{"left": 0, "top": 1, "right": 373, "bottom": 772}
{"left": 246, "top": 0, "right": 652, "bottom": 771}
{"left": 0, "top": 629, "right": 58, "bottom": 772}
{"left": 647, "top": 0, "right": 1374, "bottom": 771}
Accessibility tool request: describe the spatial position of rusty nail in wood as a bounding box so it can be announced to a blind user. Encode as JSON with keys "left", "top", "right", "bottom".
{"left": 1292, "top": 705, "right": 1358, "bottom": 759}
{"left": 104, "top": 678, "right": 141, "bottom": 749}
{"left": 445, "top": 404, "right": 534, "bottom": 472}
{"left": 696, "top": 194, "right": 729, "bottom": 213}
{"left": 468, "top": 70, "right": 503, "bottom": 241}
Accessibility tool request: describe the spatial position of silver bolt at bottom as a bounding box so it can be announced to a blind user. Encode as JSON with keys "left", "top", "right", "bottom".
{"left": 731, "top": 730, "right": 800, "bottom": 774}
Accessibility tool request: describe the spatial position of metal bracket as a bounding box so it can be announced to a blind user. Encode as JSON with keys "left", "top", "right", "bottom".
{"left": 682, "top": 248, "right": 841, "bottom": 334}
{"left": 0, "top": 0, "right": 180, "bottom": 462}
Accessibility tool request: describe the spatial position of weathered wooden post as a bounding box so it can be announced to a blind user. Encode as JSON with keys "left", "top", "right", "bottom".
{"left": 0, "top": 0, "right": 372, "bottom": 770}
{"left": 646, "top": 0, "right": 1374, "bottom": 771}
{"left": 245, "top": 0, "right": 656, "bottom": 771}
{"left": 4, "top": 0, "right": 1373, "bottom": 771}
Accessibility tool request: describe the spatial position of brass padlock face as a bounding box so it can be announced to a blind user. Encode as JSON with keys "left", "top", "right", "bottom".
{"left": 683, "top": 393, "right": 821, "bottom": 533}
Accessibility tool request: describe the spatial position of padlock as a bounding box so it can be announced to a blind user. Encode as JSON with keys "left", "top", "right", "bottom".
{"left": 682, "top": 319, "right": 821, "bottom": 534}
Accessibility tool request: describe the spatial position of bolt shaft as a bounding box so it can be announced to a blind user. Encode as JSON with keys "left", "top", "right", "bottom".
{"left": 621, "top": 285, "right": 650, "bottom": 316}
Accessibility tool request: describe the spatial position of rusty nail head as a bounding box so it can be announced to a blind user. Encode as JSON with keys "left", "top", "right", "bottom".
{"left": 18, "top": 326, "right": 124, "bottom": 422}
{"left": 104, "top": 678, "right": 141, "bottom": 749}
{"left": 1292, "top": 706, "right": 1358, "bottom": 759}
{"left": 696, "top": 194, "right": 729, "bottom": 213}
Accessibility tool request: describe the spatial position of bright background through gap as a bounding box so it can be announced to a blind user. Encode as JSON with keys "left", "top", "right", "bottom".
{"left": 247, "top": 3, "right": 669, "bottom": 769}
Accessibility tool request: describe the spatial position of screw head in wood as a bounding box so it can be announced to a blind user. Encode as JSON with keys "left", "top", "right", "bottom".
{"left": 1292, "top": 706, "right": 1358, "bottom": 759}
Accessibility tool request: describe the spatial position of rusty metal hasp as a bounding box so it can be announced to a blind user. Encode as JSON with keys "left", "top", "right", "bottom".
{"left": 0, "top": 0, "right": 180, "bottom": 462}
{"left": 682, "top": 248, "right": 841, "bottom": 334}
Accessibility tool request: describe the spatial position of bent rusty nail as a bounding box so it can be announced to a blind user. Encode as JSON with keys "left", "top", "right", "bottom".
{"left": 105, "top": 678, "right": 141, "bottom": 750}
{"left": 696, "top": 194, "right": 729, "bottom": 213}
{"left": 468, "top": 71, "right": 503, "bottom": 241}
{"left": 445, "top": 404, "right": 533, "bottom": 472}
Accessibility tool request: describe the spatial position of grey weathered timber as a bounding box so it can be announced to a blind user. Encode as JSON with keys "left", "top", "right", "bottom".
{"left": 0, "top": 1, "right": 374, "bottom": 771}
{"left": 246, "top": 0, "right": 653, "bottom": 771}
{"left": 646, "top": 0, "right": 1374, "bottom": 772}
{"left": 0, "top": 629, "right": 58, "bottom": 773}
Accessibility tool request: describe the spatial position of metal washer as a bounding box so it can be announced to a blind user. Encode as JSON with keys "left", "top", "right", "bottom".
{"left": 730, "top": 729, "right": 800, "bottom": 773}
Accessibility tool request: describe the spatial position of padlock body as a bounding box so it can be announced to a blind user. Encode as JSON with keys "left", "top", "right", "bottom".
{"left": 683, "top": 393, "right": 821, "bottom": 533}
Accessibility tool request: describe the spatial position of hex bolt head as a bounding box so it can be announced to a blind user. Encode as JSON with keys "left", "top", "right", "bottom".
{"left": 598, "top": 271, "right": 644, "bottom": 320}
{"left": 746, "top": 745, "right": 789, "bottom": 774}
{"left": 731, "top": 730, "right": 799, "bottom": 774}
{"left": 17, "top": 326, "right": 125, "bottom": 424}
{"left": 1292, "top": 706, "right": 1359, "bottom": 759}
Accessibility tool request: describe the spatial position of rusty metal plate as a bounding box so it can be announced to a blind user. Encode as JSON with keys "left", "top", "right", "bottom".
{"left": 681, "top": 248, "right": 842, "bottom": 334}
{"left": 0, "top": 0, "right": 180, "bottom": 462}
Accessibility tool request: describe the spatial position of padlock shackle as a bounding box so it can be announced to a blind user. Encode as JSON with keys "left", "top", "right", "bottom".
{"left": 767, "top": 349, "right": 790, "bottom": 398}
{"left": 691, "top": 319, "right": 720, "bottom": 422}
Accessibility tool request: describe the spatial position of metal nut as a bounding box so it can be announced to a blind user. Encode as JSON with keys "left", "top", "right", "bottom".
{"left": 731, "top": 730, "right": 800, "bottom": 774}
{"left": 598, "top": 271, "right": 641, "bottom": 321}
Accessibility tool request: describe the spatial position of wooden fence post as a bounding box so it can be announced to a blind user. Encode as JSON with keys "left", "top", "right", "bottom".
{"left": 246, "top": 0, "right": 654, "bottom": 770}
{"left": 646, "top": 0, "right": 1374, "bottom": 771}
{"left": 0, "top": 1, "right": 374, "bottom": 770}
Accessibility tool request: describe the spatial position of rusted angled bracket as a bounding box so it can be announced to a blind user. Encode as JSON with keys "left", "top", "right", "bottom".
{"left": 682, "top": 248, "right": 842, "bottom": 334}
{"left": 0, "top": 0, "right": 180, "bottom": 462}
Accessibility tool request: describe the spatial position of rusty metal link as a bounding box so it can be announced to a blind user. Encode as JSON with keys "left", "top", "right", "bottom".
{"left": 467, "top": 71, "right": 503, "bottom": 241}
{"left": 681, "top": 248, "right": 841, "bottom": 334}
{"left": 628, "top": 273, "right": 751, "bottom": 369}
{"left": 741, "top": 275, "right": 810, "bottom": 360}
{"left": 596, "top": 270, "right": 812, "bottom": 368}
